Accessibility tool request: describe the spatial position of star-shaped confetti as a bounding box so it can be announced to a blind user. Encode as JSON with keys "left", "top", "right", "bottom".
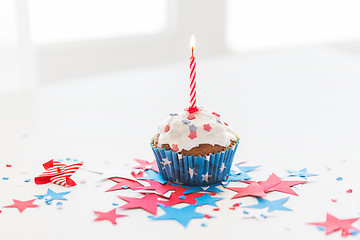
{"left": 244, "top": 197, "right": 292, "bottom": 213}
{"left": 94, "top": 208, "right": 127, "bottom": 225}
{"left": 189, "top": 124, "right": 197, "bottom": 132}
{"left": 235, "top": 165, "right": 261, "bottom": 173}
{"left": 106, "top": 177, "right": 144, "bottom": 192}
{"left": 227, "top": 182, "right": 266, "bottom": 199}
{"left": 226, "top": 170, "right": 251, "bottom": 182}
{"left": 244, "top": 173, "right": 306, "bottom": 196}
{"left": 153, "top": 204, "right": 205, "bottom": 228}
{"left": 136, "top": 180, "right": 180, "bottom": 195}
{"left": 188, "top": 131, "right": 197, "bottom": 140}
{"left": 118, "top": 193, "right": 159, "bottom": 215}
{"left": 288, "top": 168, "right": 318, "bottom": 180}
{"left": 137, "top": 170, "right": 167, "bottom": 184}
{"left": 309, "top": 213, "right": 359, "bottom": 237}
{"left": 158, "top": 190, "right": 204, "bottom": 207}
{"left": 4, "top": 199, "right": 39, "bottom": 213}
{"left": 164, "top": 124, "right": 170, "bottom": 132}
{"left": 133, "top": 159, "right": 159, "bottom": 172}
{"left": 35, "top": 188, "right": 70, "bottom": 203}
{"left": 195, "top": 193, "right": 223, "bottom": 207}
{"left": 203, "top": 123, "right": 212, "bottom": 132}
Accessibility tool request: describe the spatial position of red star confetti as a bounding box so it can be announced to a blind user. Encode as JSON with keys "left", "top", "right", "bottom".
{"left": 136, "top": 180, "right": 180, "bottom": 195}
{"left": 131, "top": 170, "right": 144, "bottom": 178}
{"left": 4, "top": 199, "right": 39, "bottom": 213}
{"left": 171, "top": 144, "right": 179, "bottom": 152}
{"left": 164, "top": 124, "right": 170, "bottom": 132}
{"left": 106, "top": 177, "right": 144, "bottom": 192}
{"left": 188, "top": 131, "right": 197, "bottom": 140}
{"left": 227, "top": 182, "right": 266, "bottom": 199}
{"left": 35, "top": 159, "right": 83, "bottom": 187}
{"left": 244, "top": 173, "right": 306, "bottom": 196}
{"left": 94, "top": 208, "right": 127, "bottom": 225}
{"left": 203, "top": 123, "right": 212, "bottom": 132}
{"left": 118, "top": 193, "right": 159, "bottom": 215}
{"left": 133, "top": 159, "right": 159, "bottom": 172}
{"left": 158, "top": 189, "right": 204, "bottom": 206}
{"left": 309, "top": 213, "right": 360, "bottom": 237}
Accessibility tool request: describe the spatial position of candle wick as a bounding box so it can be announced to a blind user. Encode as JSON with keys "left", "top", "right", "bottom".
{"left": 191, "top": 47, "right": 194, "bottom": 56}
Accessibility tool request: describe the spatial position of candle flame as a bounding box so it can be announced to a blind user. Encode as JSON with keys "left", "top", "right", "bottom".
{"left": 190, "top": 35, "right": 196, "bottom": 53}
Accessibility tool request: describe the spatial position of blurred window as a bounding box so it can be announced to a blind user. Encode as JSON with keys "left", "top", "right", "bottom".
{"left": 227, "top": 0, "right": 360, "bottom": 51}
{"left": 28, "top": 0, "right": 167, "bottom": 44}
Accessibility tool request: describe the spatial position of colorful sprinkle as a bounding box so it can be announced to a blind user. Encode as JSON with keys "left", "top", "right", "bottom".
{"left": 233, "top": 203, "right": 240, "bottom": 207}
{"left": 229, "top": 207, "right": 236, "bottom": 210}
{"left": 112, "top": 203, "right": 119, "bottom": 206}
{"left": 204, "top": 214, "right": 212, "bottom": 219}
{"left": 6, "top": 164, "right": 12, "bottom": 167}
{"left": 187, "top": 114, "right": 196, "bottom": 120}
{"left": 182, "top": 119, "right": 190, "bottom": 124}
{"left": 178, "top": 196, "right": 186, "bottom": 199}
{"left": 171, "top": 144, "right": 179, "bottom": 152}
{"left": 213, "top": 208, "right": 220, "bottom": 211}
{"left": 2, "top": 177, "right": 9, "bottom": 180}
{"left": 203, "top": 123, "right": 212, "bottom": 132}
{"left": 188, "top": 131, "right": 197, "bottom": 140}
{"left": 201, "top": 223, "right": 207, "bottom": 227}
{"left": 56, "top": 202, "right": 63, "bottom": 206}
{"left": 347, "top": 189, "right": 353, "bottom": 193}
{"left": 24, "top": 179, "right": 31, "bottom": 182}
{"left": 217, "top": 119, "right": 222, "bottom": 124}
{"left": 243, "top": 211, "right": 249, "bottom": 214}
{"left": 331, "top": 199, "right": 337, "bottom": 202}
{"left": 164, "top": 124, "right": 170, "bottom": 133}
{"left": 212, "top": 112, "right": 220, "bottom": 117}
{"left": 189, "top": 124, "right": 197, "bottom": 132}
{"left": 336, "top": 177, "right": 343, "bottom": 181}
{"left": 224, "top": 122, "right": 228, "bottom": 126}
{"left": 169, "top": 113, "right": 178, "bottom": 116}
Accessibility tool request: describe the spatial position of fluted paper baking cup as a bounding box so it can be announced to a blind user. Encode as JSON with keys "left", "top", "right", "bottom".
{"left": 151, "top": 139, "right": 239, "bottom": 186}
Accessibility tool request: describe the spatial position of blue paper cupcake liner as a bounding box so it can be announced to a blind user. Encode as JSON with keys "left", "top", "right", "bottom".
{"left": 151, "top": 139, "right": 239, "bottom": 186}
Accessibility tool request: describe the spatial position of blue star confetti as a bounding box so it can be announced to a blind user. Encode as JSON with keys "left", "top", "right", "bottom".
{"left": 195, "top": 193, "right": 223, "bottom": 207}
{"left": 153, "top": 204, "right": 205, "bottom": 228}
{"left": 35, "top": 188, "right": 70, "bottom": 203}
{"left": 137, "top": 170, "right": 167, "bottom": 184}
{"left": 244, "top": 197, "right": 292, "bottom": 213}
{"left": 287, "top": 168, "right": 318, "bottom": 180}
{"left": 235, "top": 165, "right": 261, "bottom": 173}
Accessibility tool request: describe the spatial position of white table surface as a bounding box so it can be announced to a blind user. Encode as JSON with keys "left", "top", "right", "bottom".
{"left": 1, "top": 46, "right": 360, "bottom": 240}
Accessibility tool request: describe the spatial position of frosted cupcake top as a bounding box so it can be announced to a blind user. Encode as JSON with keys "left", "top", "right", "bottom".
{"left": 156, "top": 108, "right": 237, "bottom": 152}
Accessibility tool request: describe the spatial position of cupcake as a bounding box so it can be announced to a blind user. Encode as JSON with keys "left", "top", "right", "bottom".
{"left": 151, "top": 108, "right": 239, "bottom": 185}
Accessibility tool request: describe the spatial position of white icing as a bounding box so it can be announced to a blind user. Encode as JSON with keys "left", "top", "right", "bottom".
{"left": 156, "top": 108, "right": 237, "bottom": 152}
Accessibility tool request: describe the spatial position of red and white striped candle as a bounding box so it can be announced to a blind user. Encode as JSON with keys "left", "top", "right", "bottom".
{"left": 189, "top": 35, "right": 198, "bottom": 112}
